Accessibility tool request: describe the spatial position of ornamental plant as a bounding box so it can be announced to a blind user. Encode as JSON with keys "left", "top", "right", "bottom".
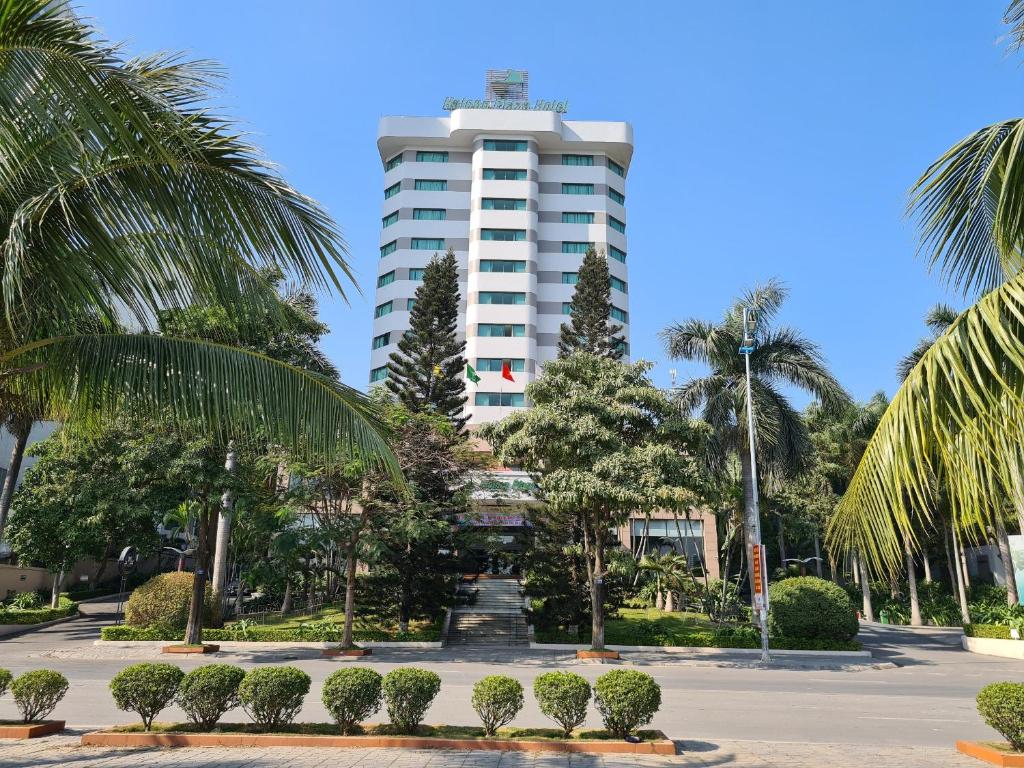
{"left": 381, "top": 667, "right": 441, "bottom": 734}
{"left": 471, "top": 675, "right": 523, "bottom": 737}
{"left": 124, "top": 572, "right": 218, "bottom": 631}
{"left": 592, "top": 669, "right": 661, "bottom": 738}
{"left": 110, "top": 663, "right": 184, "bottom": 731}
{"left": 0, "top": 668, "right": 12, "bottom": 699}
{"left": 533, "top": 671, "right": 590, "bottom": 738}
{"left": 238, "top": 666, "right": 310, "bottom": 731}
{"left": 176, "top": 664, "right": 246, "bottom": 730}
{"left": 978, "top": 682, "right": 1024, "bottom": 751}
{"left": 12, "top": 669, "right": 69, "bottom": 723}
{"left": 768, "top": 576, "right": 858, "bottom": 642}
{"left": 321, "top": 667, "right": 382, "bottom": 735}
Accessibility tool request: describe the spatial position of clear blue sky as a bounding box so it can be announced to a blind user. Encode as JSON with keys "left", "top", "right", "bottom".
{"left": 81, "top": 0, "right": 1020, "bottom": 405}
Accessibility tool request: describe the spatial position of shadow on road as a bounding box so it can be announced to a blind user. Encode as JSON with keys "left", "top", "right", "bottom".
{"left": 857, "top": 622, "right": 964, "bottom": 666}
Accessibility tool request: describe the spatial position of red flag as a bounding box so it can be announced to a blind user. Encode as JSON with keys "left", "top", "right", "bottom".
{"left": 501, "top": 361, "right": 515, "bottom": 382}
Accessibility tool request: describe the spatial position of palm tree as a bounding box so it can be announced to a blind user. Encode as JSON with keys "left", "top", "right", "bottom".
{"left": 661, "top": 280, "right": 849, "bottom": 613}
{"left": 638, "top": 553, "right": 688, "bottom": 611}
{"left": 829, "top": 1, "right": 1024, "bottom": 579}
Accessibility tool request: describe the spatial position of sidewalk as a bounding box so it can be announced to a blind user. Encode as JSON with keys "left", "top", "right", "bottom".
{"left": 0, "top": 732, "right": 979, "bottom": 767}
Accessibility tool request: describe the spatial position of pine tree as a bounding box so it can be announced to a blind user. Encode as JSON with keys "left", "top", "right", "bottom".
{"left": 558, "top": 246, "right": 625, "bottom": 359}
{"left": 386, "top": 249, "right": 468, "bottom": 430}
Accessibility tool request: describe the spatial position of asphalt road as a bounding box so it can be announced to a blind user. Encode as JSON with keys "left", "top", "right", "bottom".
{"left": 1, "top": 596, "right": 1021, "bottom": 749}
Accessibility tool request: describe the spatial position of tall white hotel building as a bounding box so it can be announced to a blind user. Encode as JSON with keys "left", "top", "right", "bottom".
{"left": 369, "top": 71, "right": 632, "bottom": 429}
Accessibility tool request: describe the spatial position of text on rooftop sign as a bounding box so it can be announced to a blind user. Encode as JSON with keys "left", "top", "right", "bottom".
{"left": 443, "top": 97, "right": 568, "bottom": 114}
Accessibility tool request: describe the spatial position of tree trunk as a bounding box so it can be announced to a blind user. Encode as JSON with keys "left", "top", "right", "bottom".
{"left": 858, "top": 553, "right": 874, "bottom": 622}
{"left": 944, "top": 525, "right": 957, "bottom": 592}
{"left": 50, "top": 569, "right": 64, "bottom": 609}
{"left": 951, "top": 523, "right": 971, "bottom": 625}
{"left": 94, "top": 548, "right": 110, "bottom": 585}
{"left": 233, "top": 580, "right": 245, "bottom": 616}
{"left": 0, "top": 419, "right": 31, "bottom": 549}
{"left": 341, "top": 512, "right": 368, "bottom": 648}
{"left": 776, "top": 513, "right": 787, "bottom": 570}
{"left": 739, "top": 448, "right": 761, "bottom": 626}
{"left": 583, "top": 518, "right": 607, "bottom": 650}
{"left": 281, "top": 579, "right": 293, "bottom": 613}
{"left": 813, "top": 534, "right": 823, "bottom": 578}
{"left": 664, "top": 587, "right": 674, "bottom": 612}
{"left": 211, "top": 443, "right": 237, "bottom": 626}
{"left": 184, "top": 507, "right": 211, "bottom": 645}
{"left": 655, "top": 587, "right": 664, "bottom": 611}
{"left": 904, "top": 538, "right": 922, "bottom": 626}
{"left": 852, "top": 551, "right": 860, "bottom": 585}
{"left": 995, "top": 515, "right": 1019, "bottom": 606}
{"left": 957, "top": 527, "right": 971, "bottom": 590}
{"left": 922, "top": 546, "right": 932, "bottom": 583}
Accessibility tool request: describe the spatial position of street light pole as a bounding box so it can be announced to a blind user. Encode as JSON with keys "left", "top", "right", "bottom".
{"left": 740, "top": 307, "right": 771, "bottom": 664}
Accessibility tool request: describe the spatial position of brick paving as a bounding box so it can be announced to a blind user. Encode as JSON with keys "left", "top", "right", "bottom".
{"left": 0, "top": 733, "right": 979, "bottom": 767}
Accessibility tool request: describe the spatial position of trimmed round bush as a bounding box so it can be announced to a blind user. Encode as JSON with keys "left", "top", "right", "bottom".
{"left": 176, "top": 664, "right": 246, "bottom": 730}
{"left": 978, "top": 682, "right": 1024, "bottom": 751}
{"left": 238, "top": 666, "right": 310, "bottom": 731}
{"left": 768, "top": 576, "right": 858, "bottom": 642}
{"left": 322, "top": 667, "right": 382, "bottom": 735}
{"left": 471, "top": 675, "right": 524, "bottom": 737}
{"left": 381, "top": 667, "right": 441, "bottom": 734}
{"left": 593, "top": 669, "right": 661, "bottom": 738}
{"left": 12, "top": 669, "right": 69, "bottom": 723}
{"left": 110, "top": 663, "right": 184, "bottom": 731}
{"left": 0, "top": 668, "right": 12, "bottom": 699}
{"left": 534, "top": 671, "right": 591, "bottom": 738}
{"left": 124, "top": 572, "right": 219, "bottom": 630}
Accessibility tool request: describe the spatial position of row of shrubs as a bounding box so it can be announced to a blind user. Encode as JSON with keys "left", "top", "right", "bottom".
{"left": 107, "top": 663, "right": 661, "bottom": 739}
{"left": 0, "top": 595, "right": 78, "bottom": 625}
{"left": 0, "top": 669, "right": 69, "bottom": 722}
{"left": 964, "top": 623, "right": 1015, "bottom": 640}
{"left": 100, "top": 621, "right": 440, "bottom": 643}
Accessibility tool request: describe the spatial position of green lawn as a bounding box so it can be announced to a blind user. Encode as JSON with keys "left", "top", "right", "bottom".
{"left": 227, "top": 608, "right": 436, "bottom": 636}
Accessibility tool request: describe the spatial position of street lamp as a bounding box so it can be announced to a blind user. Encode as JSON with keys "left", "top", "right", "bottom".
{"left": 740, "top": 307, "right": 771, "bottom": 664}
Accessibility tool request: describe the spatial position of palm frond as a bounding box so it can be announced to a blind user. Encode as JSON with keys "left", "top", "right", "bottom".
{"left": 754, "top": 327, "right": 850, "bottom": 411}
{"left": 4, "top": 334, "right": 400, "bottom": 478}
{"left": 1004, "top": 0, "right": 1024, "bottom": 52}
{"left": 735, "top": 278, "right": 787, "bottom": 325}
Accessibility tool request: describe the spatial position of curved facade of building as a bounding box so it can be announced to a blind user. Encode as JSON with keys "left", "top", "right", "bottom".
{"left": 370, "top": 105, "right": 633, "bottom": 428}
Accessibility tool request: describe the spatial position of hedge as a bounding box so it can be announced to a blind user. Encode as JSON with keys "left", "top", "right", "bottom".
{"left": 532, "top": 626, "right": 861, "bottom": 651}
{"left": 767, "top": 577, "right": 859, "bottom": 642}
{"left": 125, "top": 573, "right": 218, "bottom": 630}
{"left": 964, "top": 623, "right": 1015, "bottom": 640}
{"left": 0, "top": 597, "right": 78, "bottom": 625}
{"left": 978, "top": 682, "right": 1024, "bottom": 751}
{"left": 100, "top": 623, "right": 441, "bottom": 643}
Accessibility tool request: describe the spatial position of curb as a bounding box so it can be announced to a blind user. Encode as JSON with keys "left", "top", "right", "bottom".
{"left": 529, "top": 642, "right": 872, "bottom": 658}
{"left": 0, "top": 612, "right": 80, "bottom": 640}
{"left": 957, "top": 740, "right": 1024, "bottom": 766}
{"left": 94, "top": 639, "right": 443, "bottom": 650}
{"left": 0, "top": 721, "right": 65, "bottom": 739}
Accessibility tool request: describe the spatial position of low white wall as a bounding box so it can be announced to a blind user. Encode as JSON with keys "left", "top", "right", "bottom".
{"left": 962, "top": 635, "right": 1024, "bottom": 659}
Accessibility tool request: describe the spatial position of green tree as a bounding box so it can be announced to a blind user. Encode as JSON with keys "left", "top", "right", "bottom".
{"left": 481, "top": 353, "right": 705, "bottom": 650}
{"left": 0, "top": 1, "right": 398, "bottom": 554}
{"left": 386, "top": 249, "right": 468, "bottom": 431}
{"left": 661, "top": 280, "right": 849, "bottom": 616}
{"left": 558, "top": 247, "right": 625, "bottom": 359}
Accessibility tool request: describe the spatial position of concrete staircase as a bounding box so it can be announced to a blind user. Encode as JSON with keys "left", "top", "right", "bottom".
{"left": 447, "top": 578, "right": 529, "bottom": 647}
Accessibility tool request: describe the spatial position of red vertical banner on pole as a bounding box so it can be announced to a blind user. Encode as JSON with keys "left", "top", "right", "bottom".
{"left": 752, "top": 544, "right": 767, "bottom": 611}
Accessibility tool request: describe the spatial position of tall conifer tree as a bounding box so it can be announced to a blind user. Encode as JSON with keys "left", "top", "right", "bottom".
{"left": 386, "top": 249, "right": 468, "bottom": 431}
{"left": 558, "top": 247, "right": 625, "bottom": 359}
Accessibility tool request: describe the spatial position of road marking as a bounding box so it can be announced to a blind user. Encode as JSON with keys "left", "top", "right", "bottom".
{"left": 856, "top": 715, "right": 967, "bottom": 723}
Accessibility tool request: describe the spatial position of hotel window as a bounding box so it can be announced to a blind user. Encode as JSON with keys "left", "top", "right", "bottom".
{"left": 562, "top": 302, "right": 574, "bottom": 315}
{"left": 411, "top": 238, "right": 445, "bottom": 250}
{"left": 609, "top": 216, "right": 626, "bottom": 234}
{"left": 561, "top": 241, "right": 592, "bottom": 254}
{"left": 414, "top": 208, "right": 446, "bottom": 221}
{"left": 478, "top": 323, "right": 525, "bottom": 337}
{"left": 415, "top": 179, "right": 447, "bottom": 191}
{"left": 484, "top": 168, "right": 527, "bottom": 180}
{"left": 416, "top": 151, "right": 448, "bottom": 162}
{"left": 609, "top": 245, "right": 627, "bottom": 263}
{"left": 483, "top": 139, "right": 528, "bottom": 151}
{"left": 610, "top": 276, "right": 628, "bottom": 293}
{"left": 409, "top": 268, "right": 426, "bottom": 280}
{"left": 607, "top": 158, "right": 625, "bottom": 177}
{"left": 380, "top": 240, "right": 397, "bottom": 258}
{"left": 372, "top": 333, "right": 390, "bottom": 350}
{"left": 480, "top": 260, "right": 525, "bottom": 273}
{"left": 370, "top": 366, "right": 389, "bottom": 383}
{"left": 615, "top": 340, "right": 630, "bottom": 356}
{"left": 374, "top": 301, "right": 393, "bottom": 318}
{"left": 385, "top": 153, "right": 403, "bottom": 171}
{"left": 407, "top": 298, "right": 417, "bottom": 310}
{"left": 561, "top": 183, "right": 594, "bottom": 195}
{"left": 562, "top": 154, "right": 594, "bottom": 166}
{"left": 382, "top": 211, "right": 398, "bottom": 228}
{"left": 562, "top": 212, "right": 594, "bottom": 224}
{"left": 608, "top": 187, "right": 625, "bottom": 205}
{"left": 481, "top": 228, "right": 526, "bottom": 241}
{"left": 611, "top": 305, "right": 628, "bottom": 323}
{"left": 562, "top": 272, "right": 578, "bottom": 285}
{"left": 482, "top": 198, "right": 526, "bottom": 210}
{"left": 377, "top": 270, "right": 395, "bottom": 288}
{"left": 629, "top": 519, "right": 704, "bottom": 567}
{"left": 384, "top": 182, "right": 400, "bottom": 199}
{"left": 479, "top": 291, "right": 526, "bottom": 305}
{"left": 475, "top": 392, "right": 525, "bottom": 407}
{"left": 477, "top": 358, "right": 525, "bottom": 372}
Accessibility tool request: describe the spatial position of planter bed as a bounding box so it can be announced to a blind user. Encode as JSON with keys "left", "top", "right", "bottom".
{"left": 95, "top": 639, "right": 442, "bottom": 650}
{"left": 957, "top": 740, "right": 1024, "bottom": 767}
{"left": 0, "top": 721, "right": 65, "bottom": 739}
{"left": 962, "top": 636, "right": 1024, "bottom": 660}
{"left": 531, "top": 641, "right": 872, "bottom": 658}
{"left": 81, "top": 724, "right": 675, "bottom": 755}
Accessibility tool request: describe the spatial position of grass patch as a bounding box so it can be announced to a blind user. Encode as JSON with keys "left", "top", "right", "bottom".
{"left": 108, "top": 722, "right": 666, "bottom": 742}
{"left": 0, "top": 596, "right": 78, "bottom": 625}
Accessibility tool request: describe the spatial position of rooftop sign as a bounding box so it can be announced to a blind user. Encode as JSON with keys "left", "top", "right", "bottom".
{"left": 442, "top": 97, "right": 568, "bottom": 114}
